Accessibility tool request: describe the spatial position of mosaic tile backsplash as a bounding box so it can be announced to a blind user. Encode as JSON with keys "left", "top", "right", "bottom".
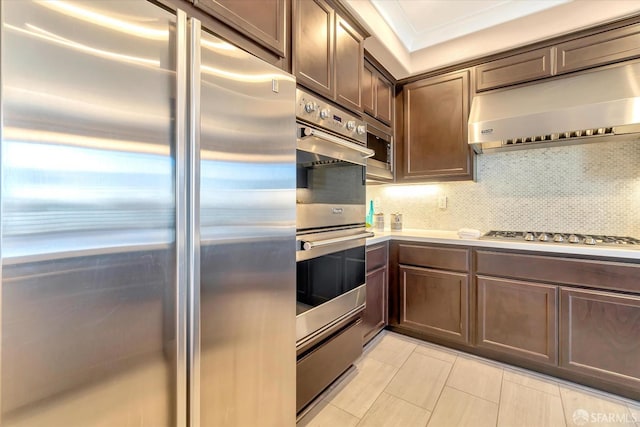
{"left": 366, "top": 138, "right": 640, "bottom": 237}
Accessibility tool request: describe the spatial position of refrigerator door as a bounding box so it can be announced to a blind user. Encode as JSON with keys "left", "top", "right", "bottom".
{"left": 1, "top": 1, "right": 186, "bottom": 426}
{"left": 190, "top": 21, "right": 296, "bottom": 427}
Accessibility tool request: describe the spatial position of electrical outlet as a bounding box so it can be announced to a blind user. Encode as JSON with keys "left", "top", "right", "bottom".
{"left": 438, "top": 196, "right": 448, "bottom": 210}
{"left": 374, "top": 197, "right": 381, "bottom": 211}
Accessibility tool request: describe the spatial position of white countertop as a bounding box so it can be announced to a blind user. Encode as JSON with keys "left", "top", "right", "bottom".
{"left": 366, "top": 228, "right": 640, "bottom": 260}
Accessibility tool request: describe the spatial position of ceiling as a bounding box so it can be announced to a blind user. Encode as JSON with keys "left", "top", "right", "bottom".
{"left": 343, "top": 0, "right": 640, "bottom": 79}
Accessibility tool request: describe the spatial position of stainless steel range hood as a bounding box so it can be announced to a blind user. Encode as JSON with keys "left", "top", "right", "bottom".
{"left": 468, "top": 61, "right": 640, "bottom": 153}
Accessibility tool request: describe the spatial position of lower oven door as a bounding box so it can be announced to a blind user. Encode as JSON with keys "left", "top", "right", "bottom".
{"left": 296, "top": 229, "right": 372, "bottom": 345}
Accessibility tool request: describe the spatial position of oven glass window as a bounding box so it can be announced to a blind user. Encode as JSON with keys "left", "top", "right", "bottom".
{"left": 296, "top": 245, "right": 365, "bottom": 315}
{"left": 367, "top": 133, "right": 389, "bottom": 163}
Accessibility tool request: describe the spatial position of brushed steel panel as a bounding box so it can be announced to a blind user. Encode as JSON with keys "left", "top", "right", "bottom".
{"left": 197, "top": 27, "right": 296, "bottom": 427}
{"left": 1, "top": 1, "right": 178, "bottom": 425}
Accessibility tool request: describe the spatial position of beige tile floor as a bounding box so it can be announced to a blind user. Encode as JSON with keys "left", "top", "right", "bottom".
{"left": 298, "top": 331, "right": 640, "bottom": 427}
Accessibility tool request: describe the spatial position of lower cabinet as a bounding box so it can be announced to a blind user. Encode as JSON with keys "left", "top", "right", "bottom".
{"left": 476, "top": 276, "right": 557, "bottom": 365}
{"left": 363, "top": 243, "right": 388, "bottom": 343}
{"left": 399, "top": 265, "right": 469, "bottom": 345}
{"left": 560, "top": 288, "right": 640, "bottom": 391}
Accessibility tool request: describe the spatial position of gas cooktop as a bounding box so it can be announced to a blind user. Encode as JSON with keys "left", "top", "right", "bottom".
{"left": 482, "top": 230, "right": 640, "bottom": 246}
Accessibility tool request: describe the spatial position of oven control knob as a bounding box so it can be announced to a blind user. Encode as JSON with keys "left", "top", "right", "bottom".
{"left": 524, "top": 232, "right": 535, "bottom": 241}
{"left": 346, "top": 120, "right": 356, "bottom": 131}
{"left": 356, "top": 125, "right": 366, "bottom": 135}
{"left": 304, "top": 102, "right": 316, "bottom": 113}
{"left": 320, "top": 108, "right": 330, "bottom": 120}
{"left": 538, "top": 233, "right": 550, "bottom": 242}
{"left": 584, "top": 236, "right": 596, "bottom": 245}
{"left": 553, "top": 233, "right": 565, "bottom": 243}
{"left": 568, "top": 234, "right": 580, "bottom": 244}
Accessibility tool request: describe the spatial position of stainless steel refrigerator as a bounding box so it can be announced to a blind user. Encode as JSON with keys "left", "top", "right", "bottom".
{"left": 0, "top": 1, "right": 296, "bottom": 426}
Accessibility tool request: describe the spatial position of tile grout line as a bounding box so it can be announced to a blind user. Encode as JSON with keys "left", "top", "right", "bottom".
{"left": 423, "top": 353, "right": 459, "bottom": 427}
{"left": 495, "top": 368, "right": 504, "bottom": 427}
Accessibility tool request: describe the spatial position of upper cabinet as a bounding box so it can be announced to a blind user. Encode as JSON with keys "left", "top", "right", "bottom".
{"left": 475, "top": 47, "right": 553, "bottom": 92}
{"left": 362, "top": 58, "right": 393, "bottom": 125}
{"left": 474, "top": 21, "right": 640, "bottom": 93}
{"left": 293, "top": 0, "right": 366, "bottom": 113}
{"left": 397, "top": 69, "right": 473, "bottom": 182}
{"left": 193, "top": 0, "right": 287, "bottom": 57}
{"left": 555, "top": 23, "right": 640, "bottom": 75}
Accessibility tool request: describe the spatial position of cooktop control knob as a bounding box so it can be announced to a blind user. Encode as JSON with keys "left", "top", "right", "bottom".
{"left": 568, "top": 234, "right": 580, "bottom": 244}
{"left": 346, "top": 120, "right": 356, "bottom": 131}
{"left": 553, "top": 233, "right": 565, "bottom": 243}
{"left": 524, "top": 232, "right": 535, "bottom": 241}
{"left": 538, "top": 233, "right": 550, "bottom": 242}
{"left": 356, "top": 125, "right": 366, "bottom": 135}
{"left": 320, "top": 108, "right": 330, "bottom": 120}
{"left": 584, "top": 236, "right": 596, "bottom": 245}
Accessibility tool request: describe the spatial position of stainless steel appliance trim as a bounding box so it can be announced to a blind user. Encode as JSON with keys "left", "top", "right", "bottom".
{"left": 301, "top": 126, "right": 374, "bottom": 157}
{"left": 187, "top": 17, "right": 202, "bottom": 427}
{"left": 175, "top": 9, "right": 188, "bottom": 427}
{"left": 300, "top": 232, "right": 374, "bottom": 250}
{"left": 296, "top": 204, "right": 366, "bottom": 231}
{"left": 366, "top": 158, "right": 393, "bottom": 180}
{"left": 296, "top": 284, "right": 366, "bottom": 344}
{"left": 296, "top": 229, "right": 368, "bottom": 262}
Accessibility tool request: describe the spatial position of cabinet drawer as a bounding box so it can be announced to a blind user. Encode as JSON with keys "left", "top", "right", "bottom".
{"left": 556, "top": 23, "right": 640, "bottom": 74}
{"left": 399, "top": 244, "right": 468, "bottom": 272}
{"left": 477, "top": 276, "right": 557, "bottom": 365}
{"left": 560, "top": 288, "right": 640, "bottom": 392}
{"left": 475, "top": 250, "right": 640, "bottom": 293}
{"left": 367, "top": 243, "right": 387, "bottom": 272}
{"left": 475, "top": 47, "right": 553, "bottom": 91}
{"left": 296, "top": 320, "right": 362, "bottom": 412}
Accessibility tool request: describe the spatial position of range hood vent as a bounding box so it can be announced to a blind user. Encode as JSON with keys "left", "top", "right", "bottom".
{"left": 468, "top": 61, "right": 640, "bottom": 153}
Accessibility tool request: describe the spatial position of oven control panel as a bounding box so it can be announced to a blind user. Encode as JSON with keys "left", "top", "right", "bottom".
{"left": 296, "top": 89, "right": 367, "bottom": 145}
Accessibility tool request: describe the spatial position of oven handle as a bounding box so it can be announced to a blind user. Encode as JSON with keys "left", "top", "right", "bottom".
{"left": 301, "top": 232, "right": 375, "bottom": 251}
{"left": 301, "top": 127, "right": 375, "bottom": 158}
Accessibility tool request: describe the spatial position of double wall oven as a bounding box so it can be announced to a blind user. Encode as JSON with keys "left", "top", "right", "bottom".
{"left": 295, "top": 89, "right": 374, "bottom": 348}
{"left": 295, "top": 89, "right": 374, "bottom": 412}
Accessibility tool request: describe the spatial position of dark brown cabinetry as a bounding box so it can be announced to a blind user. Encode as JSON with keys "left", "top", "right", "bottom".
{"left": 400, "top": 266, "right": 469, "bottom": 344}
{"left": 398, "top": 70, "right": 473, "bottom": 181}
{"left": 193, "top": 0, "right": 287, "bottom": 57}
{"left": 389, "top": 243, "right": 471, "bottom": 345}
{"left": 363, "top": 243, "right": 388, "bottom": 344}
{"left": 362, "top": 60, "right": 393, "bottom": 125}
{"left": 293, "top": 0, "right": 366, "bottom": 112}
{"left": 475, "top": 47, "right": 553, "bottom": 92}
{"left": 477, "top": 276, "right": 557, "bottom": 365}
{"left": 555, "top": 23, "right": 640, "bottom": 75}
{"left": 560, "top": 288, "right": 640, "bottom": 391}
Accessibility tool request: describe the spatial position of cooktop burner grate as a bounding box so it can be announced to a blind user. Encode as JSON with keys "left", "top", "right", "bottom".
{"left": 482, "top": 231, "right": 640, "bottom": 246}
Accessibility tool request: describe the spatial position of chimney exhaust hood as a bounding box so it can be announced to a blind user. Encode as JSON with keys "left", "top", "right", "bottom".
{"left": 468, "top": 61, "right": 640, "bottom": 153}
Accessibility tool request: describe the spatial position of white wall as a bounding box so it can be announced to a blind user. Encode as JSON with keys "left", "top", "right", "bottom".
{"left": 367, "top": 138, "right": 640, "bottom": 237}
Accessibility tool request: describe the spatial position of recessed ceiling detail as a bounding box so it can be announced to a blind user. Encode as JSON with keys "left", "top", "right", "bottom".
{"left": 371, "top": 0, "right": 571, "bottom": 52}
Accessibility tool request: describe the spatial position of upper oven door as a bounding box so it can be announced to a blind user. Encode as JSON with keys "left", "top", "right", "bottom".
{"left": 297, "top": 125, "right": 373, "bottom": 231}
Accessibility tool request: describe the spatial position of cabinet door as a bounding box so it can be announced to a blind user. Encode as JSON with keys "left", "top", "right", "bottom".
{"left": 556, "top": 23, "right": 640, "bottom": 75}
{"left": 363, "top": 266, "right": 387, "bottom": 343}
{"left": 376, "top": 74, "right": 393, "bottom": 125}
{"left": 362, "top": 61, "right": 376, "bottom": 116}
{"left": 399, "top": 265, "right": 469, "bottom": 344}
{"left": 475, "top": 47, "right": 553, "bottom": 92}
{"left": 477, "top": 277, "right": 558, "bottom": 365}
{"left": 294, "top": 0, "right": 334, "bottom": 98}
{"left": 401, "top": 70, "right": 472, "bottom": 181}
{"left": 193, "top": 0, "right": 286, "bottom": 57}
{"left": 335, "top": 15, "right": 363, "bottom": 112}
{"left": 560, "top": 288, "right": 640, "bottom": 390}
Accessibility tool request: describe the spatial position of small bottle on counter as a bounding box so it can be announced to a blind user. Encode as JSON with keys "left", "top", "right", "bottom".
{"left": 390, "top": 213, "right": 403, "bottom": 231}
{"left": 374, "top": 213, "right": 384, "bottom": 231}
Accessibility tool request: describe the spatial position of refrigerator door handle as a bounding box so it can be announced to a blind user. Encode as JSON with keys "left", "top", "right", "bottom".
{"left": 175, "top": 9, "right": 189, "bottom": 427}
{"left": 187, "top": 16, "right": 202, "bottom": 427}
